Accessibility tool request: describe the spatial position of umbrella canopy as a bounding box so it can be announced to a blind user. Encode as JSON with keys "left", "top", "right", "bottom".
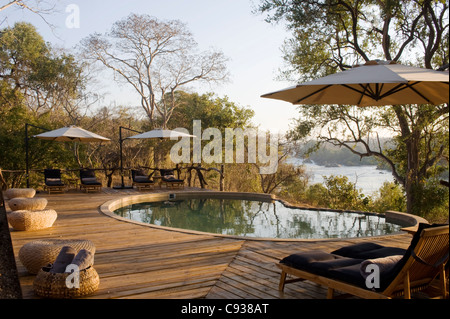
{"left": 127, "top": 129, "right": 195, "bottom": 140}
{"left": 261, "top": 61, "right": 449, "bottom": 106}
{"left": 34, "top": 125, "right": 110, "bottom": 142}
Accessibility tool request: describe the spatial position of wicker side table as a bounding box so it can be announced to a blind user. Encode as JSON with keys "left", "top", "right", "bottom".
{"left": 33, "top": 265, "right": 99, "bottom": 299}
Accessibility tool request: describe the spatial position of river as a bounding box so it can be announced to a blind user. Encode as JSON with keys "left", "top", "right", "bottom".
{"left": 288, "top": 158, "right": 395, "bottom": 196}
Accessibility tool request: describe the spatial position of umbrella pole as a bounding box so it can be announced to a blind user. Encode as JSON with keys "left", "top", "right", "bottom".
{"left": 25, "top": 124, "right": 29, "bottom": 188}
{"left": 119, "top": 126, "right": 124, "bottom": 188}
{"left": 113, "top": 126, "right": 142, "bottom": 189}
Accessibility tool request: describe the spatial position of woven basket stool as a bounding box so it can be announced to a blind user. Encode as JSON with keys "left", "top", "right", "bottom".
{"left": 7, "top": 209, "right": 57, "bottom": 231}
{"left": 8, "top": 197, "right": 47, "bottom": 211}
{"left": 19, "top": 239, "right": 96, "bottom": 274}
{"left": 4, "top": 188, "right": 36, "bottom": 199}
{"left": 33, "top": 265, "right": 99, "bottom": 299}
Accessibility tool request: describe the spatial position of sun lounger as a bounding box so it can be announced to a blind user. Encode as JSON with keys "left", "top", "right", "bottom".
{"left": 131, "top": 169, "right": 155, "bottom": 191}
{"left": 43, "top": 169, "right": 66, "bottom": 194}
{"left": 277, "top": 223, "right": 449, "bottom": 299}
{"left": 79, "top": 169, "right": 102, "bottom": 193}
{"left": 159, "top": 169, "right": 184, "bottom": 189}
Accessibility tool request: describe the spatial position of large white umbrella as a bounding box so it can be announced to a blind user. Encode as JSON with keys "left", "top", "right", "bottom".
{"left": 115, "top": 128, "right": 195, "bottom": 189}
{"left": 33, "top": 125, "right": 110, "bottom": 142}
{"left": 26, "top": 125, "right": 110, "bottom": 187}
{"left": 127, "top": 129, "right": 195, "bottom": 140}
{"left": 261, "top": 61, "right": 449, "bottom": 106}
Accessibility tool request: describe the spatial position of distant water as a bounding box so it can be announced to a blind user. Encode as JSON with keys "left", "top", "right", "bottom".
{"left": 288, "top": 158, "right": 395, "bottom": 196}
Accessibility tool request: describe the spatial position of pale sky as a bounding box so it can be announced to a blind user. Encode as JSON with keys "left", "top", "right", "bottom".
{"left": 2, "top": 0, "right": 298, "bottom": 134}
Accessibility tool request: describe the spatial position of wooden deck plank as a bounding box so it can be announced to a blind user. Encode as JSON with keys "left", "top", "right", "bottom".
{"left": 6, "top": 188, "right": 414, "bottom": 299}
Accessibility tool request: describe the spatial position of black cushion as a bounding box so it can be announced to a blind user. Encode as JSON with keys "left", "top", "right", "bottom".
{"left": 162, "top": 175, "right": 183, "bottom": 182}
{"left": 81, "top": 178, "right": 101, "bottom": 185}
{"left": 44, "top": 169, "right": 64, "bottom": 186}
{"left": 134, "top": 176, "right": 153, "bottom": 183}
{"left": 328, "top": 263, "right": 367, "bottom": 288}
{"left": 80, "top": 169, "right": 96, "bottom": 179}
{"left": 132, "top": 170, "right": 153, "bottom": 183}
{"left": 280, "top": 251, "right": 363, "bottom": 277}
{"left": 332, "top": 243, "right": 407, "bottom": 259}
{"left": 160, "top": 169, "right": 174, "bottom": 176}
{"left": 45, "top": 179, "right": 64, "bottom": 186}
{"left": 80, "top": 169, "right": 101, "bottom": 185}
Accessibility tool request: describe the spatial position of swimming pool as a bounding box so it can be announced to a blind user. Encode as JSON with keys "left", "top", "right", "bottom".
{"left": 110, "top": 193, "right": 404, "bottom": 240}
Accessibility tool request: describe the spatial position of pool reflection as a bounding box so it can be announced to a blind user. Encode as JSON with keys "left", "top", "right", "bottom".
{"left": 114, "top": 199, "right": 403, "bottom": 239}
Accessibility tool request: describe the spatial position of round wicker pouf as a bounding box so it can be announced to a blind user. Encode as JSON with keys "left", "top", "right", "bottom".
{"left": 33, "top": 266, "right": 99, "bottom": 299}
{"left": 8, "top": 197, "right": 48, "bottom": 211}
{"left": 19, "top": 239, "right": 96, "bottom": 274}
{"left": 7, "top": 209, "right": 57, "bottom": 231}
{"left": 4, "top": 188, "right": 36, "bottom": 199}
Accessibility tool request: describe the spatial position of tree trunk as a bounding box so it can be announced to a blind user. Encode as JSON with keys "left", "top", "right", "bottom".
{"left": 0, "top": 191, "right": 23, "bottom": 298}
{"left": 405, "top": 132, "right": 420, "bottom": 215}
{"left": 392, "top": 105, "right": 422, "bottom": 216}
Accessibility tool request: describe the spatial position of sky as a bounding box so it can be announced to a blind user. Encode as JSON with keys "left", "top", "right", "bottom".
{"left": 2, "top": 0, "right": 298, "bottom": 134}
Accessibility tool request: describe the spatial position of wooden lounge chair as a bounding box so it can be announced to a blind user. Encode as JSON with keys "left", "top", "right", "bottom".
{"left": 131, "top": 169, "right": 155, "bottom": 191}
{"left": 277, "top": 223, "right": 449, "bottom": 299}
{"left": 79, "top": 169, "right": 102, "bottom": 193}
{"left": 43, "top": 169, "right": 66, "bottom": 194}
{"left": 159, "top": 169, "right": 184, "bottom": 189}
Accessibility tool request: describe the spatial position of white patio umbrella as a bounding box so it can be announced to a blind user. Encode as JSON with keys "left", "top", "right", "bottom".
{"left": 261, "top": 61, "right": 449, "bottom": 106}
{"left": 33, "top": 125, "right": 111, "bottom": 142}
{"left": 26, "top": 125, "right": 110, "bottom": 187}
{"left": 114, "top": 128, "right": 195, "bottom": 189}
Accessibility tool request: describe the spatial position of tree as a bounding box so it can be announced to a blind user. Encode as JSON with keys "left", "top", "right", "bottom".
{"left": 163, "top": 91, "right": 256, "bottom": 189}
{"left": 81, "top": 14, "right": 229, "bottom": 129}
{"left": 0, "top": 22, "right": 86, "bottom": 116}
{"left": 0, "top": 23, "right": 108, "bottom": 186}
{"left": 371, "top": 181, "right": 407, "bottom": 214}
{"left": 0, "top": 1, "right": 56, "bottom": 26}
{"left": 169, "top": 91, "right": 255, "bottom": 131}
{"left": 257, "top": 0, "right": 449, "bottom": 218}
{"left": 323, "top": 175, "right": 366, "bottom": 210}
{"left": 258, "top": 0, "right": 448, "bottom": 80}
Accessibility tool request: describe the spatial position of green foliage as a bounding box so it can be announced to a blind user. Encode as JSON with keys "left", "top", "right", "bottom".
{"left": 0, "top": 23, "right": 99, "bottom": 187}
{"left": 291, "top": 175, "right": 367, "bottom": 211}
{"left": 1, "top": 22, "right": 84, "bottom": 115}
{"left": 322, "top": 175, "right": 367, "bottom": 210}
{"left": 304, "top": 183, "right": 329, "bottom": 208}
{"left": 257, "top": 0, "right": 449, "bottom": 219}
{"left": 410, "top": 179, "right": 449, "bottom": 221}
{"left": 0, "top": 108, "right": 79, "bottom": 187}
{"left": 169, "top": 91, "right": 255, "bottom": 132}
{"left": 147, "top": 91, "right": 255, "bottom": 168}
{"left": 371, "top": 182, "right": 407, "bottom": 213}
{"left": 0, "top": 22, "right": 48, "bottom": 77}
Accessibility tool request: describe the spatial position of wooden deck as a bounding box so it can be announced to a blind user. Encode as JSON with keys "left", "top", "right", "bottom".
{"left": 8, "top": 187, "right": 413, "bottom": 299}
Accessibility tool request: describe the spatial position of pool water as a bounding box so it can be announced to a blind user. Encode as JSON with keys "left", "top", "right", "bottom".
{"left": 113, "top": 198, "right": 403, "bottom": 239}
